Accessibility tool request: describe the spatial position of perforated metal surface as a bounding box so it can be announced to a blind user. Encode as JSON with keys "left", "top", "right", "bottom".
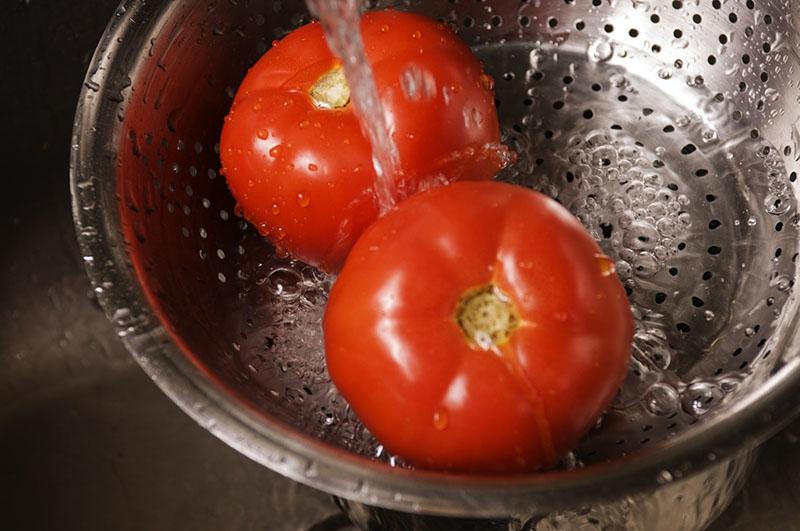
{"left": 72, "top": 0, "right": 800, "bottom": 524}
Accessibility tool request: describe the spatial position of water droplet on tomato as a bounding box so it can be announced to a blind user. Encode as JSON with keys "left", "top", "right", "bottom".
{"left": 271, "top": 203, "right": 281, "bottom": 215}
{"left": 442, "top": 84, "right": 460, "bottom": 104}
{"left": 296, "top": 193, "right": 311, "bottom": 208}
{"left": 299, "top": 119, "right": 310, "bottom": 129}
{"left": 219, "top": 166, "right": 227, "bottom": 176}
{"left": 595, "top": 254, "right": 616, "bottom": 276}
{"left": 274, "top": 227, "right": 286, "bottom": 241}
{"left": 400, "top": 65, "right": 436, "bottom": 101}
{"left": 412, "top": 30, "right": 422, "bottom": 39}
{"left": 252, "top": 103, "right": 262, "bottom": 112}
{"left": 432, "top": 409, "right": 448, "bottom": 430}
{"left": 308, "top": 163, "right": 319, "bottom": 172}
{"left": 269, "top": 145, "right": 283, "bottom": 158}
{"left": 224, "top": 114, "right": 233, "bottom": 123}
{"left": 380, "top": 24, "right": 389, "bottom": 33}
{"left": 463, "top": 107, "right": 484, "bottom": 127}
{"left": 257, "top": 129, "right": 269, "bottom": 140}
{"left": 247, "top": 179, "right": 255, "bottom": 188}
{"left": 257, "top": 223, "right": 270, "bottom": 236}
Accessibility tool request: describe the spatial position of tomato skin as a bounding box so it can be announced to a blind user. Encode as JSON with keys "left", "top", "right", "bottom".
{"left": 221, "top": 10, "right": 504, "bottom": 272}
{"left": 323, "top": 181, "right": 633, "bottom": 473}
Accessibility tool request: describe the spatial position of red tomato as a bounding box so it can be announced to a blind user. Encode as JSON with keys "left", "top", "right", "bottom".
{"left": 324, "top": 181, "right": 633, "bottom": 473}
{"left": 220, "top": 10, "right": 508, "bottom": 272}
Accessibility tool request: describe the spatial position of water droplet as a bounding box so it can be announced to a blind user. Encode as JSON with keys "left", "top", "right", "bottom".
{"left": 623, "top": 221, "right": 660, "bottom": 251}
{"left": 633, "top": 253, "right": 660, "bottom": 277}
{"left": 400, "top": 65, "right": 436, "bottom": 101}
{"left": 645, "top": 383, "right": 679, "bottom": 416}
{"left": 271, "top": 203, "right": 281, "bottom": 215}
{"left": 765, "top": 192, "right": 791, "bottom": 215}
{"left": 433, "top": 409, "right": 448, "bottom": 430}
{"left": 595, "top": 254, "right": 616, "bottom": 276}
{"left": 588, "top": 39, "right": 614, "bottom": 62}
{"left": 701, "top": 128, "right": 719, "bottom": 143}
{"left": 657, "top": 470, "right": 674, "bottom": 484}
{"left": 463, "top": 107, "right": 484, "bottom": 127}
{"left": 269, "top": 145, "right": 283, "bottom": 158}
{"left": 658, "top": 68, "right": 672, "bottom": 79}
{"left": 297, "top": 192, "right": 311, "bottom": 208}
{"left": 704, "top": 310, "right": 715, "bottom": 321}
{"left": 682, "top": 381, "right": 723, "bottom": 416}
{"left": 308, "top": 163, "right": 319, "bottom": 172}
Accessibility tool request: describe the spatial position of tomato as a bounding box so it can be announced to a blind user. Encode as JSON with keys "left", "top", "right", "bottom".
{"left": 324, "top": 181, "right": 633, "bottom": 473}
{"left": 220, "top": 10, "right": 508, "bottom": 272}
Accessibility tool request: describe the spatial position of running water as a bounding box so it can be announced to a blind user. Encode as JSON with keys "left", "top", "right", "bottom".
{"left": 305, "top": 0, "right": 401, "bottom": 212}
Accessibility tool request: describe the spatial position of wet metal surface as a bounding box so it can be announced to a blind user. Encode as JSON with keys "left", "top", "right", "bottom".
{"left": 0, "top": 1, "right": 798, "bottom": 530}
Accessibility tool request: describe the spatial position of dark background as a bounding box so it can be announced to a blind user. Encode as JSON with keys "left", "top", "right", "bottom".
{"left": 0, "top": 1, "right": 798, "bottom": 529}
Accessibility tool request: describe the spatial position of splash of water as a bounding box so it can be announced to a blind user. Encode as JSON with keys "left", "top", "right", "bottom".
{"left": 306, "top": 0, "right": 401, "bottom": 213}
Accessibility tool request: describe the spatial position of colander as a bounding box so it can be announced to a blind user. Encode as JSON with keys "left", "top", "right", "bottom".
{"left": 71, "top": 0, "right": 800, "bottom": 529}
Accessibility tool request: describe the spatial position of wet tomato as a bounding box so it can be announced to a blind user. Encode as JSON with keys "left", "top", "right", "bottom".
{"left": 324, "top": 181, "right": 633, "bottom": 473}
{"left": 220, "top": 10, "right": 507, "bottom": 272}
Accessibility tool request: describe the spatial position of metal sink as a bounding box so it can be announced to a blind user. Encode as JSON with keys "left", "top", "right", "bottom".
{"left": 1, "top": 1, "right": 799, "bottom": 530}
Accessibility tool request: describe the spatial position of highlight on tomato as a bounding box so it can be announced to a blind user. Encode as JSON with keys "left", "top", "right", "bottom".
{"left": 324, "top": 181, "right": 633, "bottom": 473}
{"left": 220, "top": 10, "right": 510, "bottom": 272}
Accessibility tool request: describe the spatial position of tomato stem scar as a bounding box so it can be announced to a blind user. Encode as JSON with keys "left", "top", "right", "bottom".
{"left": 455, "top": 284, "right": 520, "bottom": 350}
{"left": 310, "top": 65, "right": 351, "bottom": 109}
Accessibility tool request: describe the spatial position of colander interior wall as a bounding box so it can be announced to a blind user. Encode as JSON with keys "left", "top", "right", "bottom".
{"left": 74, "top": 0, "right": 800, "bottom": 519}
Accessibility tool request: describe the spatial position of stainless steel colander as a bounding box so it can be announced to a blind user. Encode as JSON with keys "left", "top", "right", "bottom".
{"left": 71, "top": 0, "right": 800, "bottom": 529}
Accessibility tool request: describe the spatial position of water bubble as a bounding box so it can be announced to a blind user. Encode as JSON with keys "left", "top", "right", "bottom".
{"left": 609, "top": 73, "right": 628, "bottom": 88}
{"left": 657, "top": 470, "right": 675, "bottom": 484}
{"left": 764, "top": 88, "right": 780, "bottom": 102}
{"left": 773, "top": 275, "right": 792, "bottom": 292}
{"left": 588, "top": 39, "right": 614, "bottom": 62}
{"left": 701, "top": 128, "right": 719, "bottom": 143}
{"left": 704, "top": 310, "right": 715, "bottom": 321}
{"left": 645, "top": 383, "right": 679, "bottom": 416}
{"left": 658, "top": 68, "right": 672, "bottom": 79}
{"left": 633, "top": 253, "right": 660, "bottom": 277}
{"left": 682, "top": 381, "right": 723, "bottom": 416}
{"left": 267, "top": 267, "right": 303, "bottom": 300}
{"left": 765, "top": 192, "right": 791, "bottom": 215}
{"left": 623, "top": 221, "right": 660, "bottom": 251}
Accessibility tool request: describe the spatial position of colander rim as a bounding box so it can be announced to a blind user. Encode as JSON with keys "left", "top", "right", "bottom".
{"left": 70, "top": 0, "right": 800, "bottom": 517}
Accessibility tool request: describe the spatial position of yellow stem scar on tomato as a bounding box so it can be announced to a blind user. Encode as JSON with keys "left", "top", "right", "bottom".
{"left": 455, "top": 284, "right": 520, "bottom": 350}
{"left": 309, "top": 66, "right": 351, "bottom": 109}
